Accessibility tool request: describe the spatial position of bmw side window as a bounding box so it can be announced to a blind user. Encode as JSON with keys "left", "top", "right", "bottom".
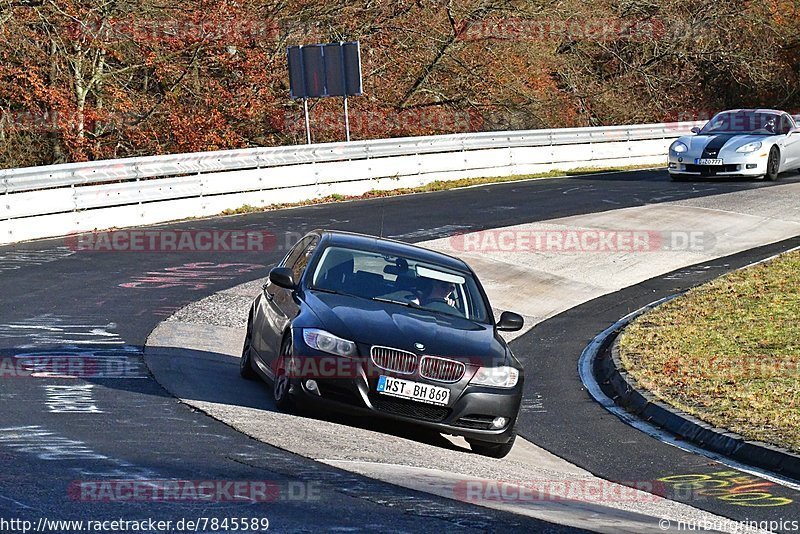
{"left": 281, "top": 237, "right": 309, "bottom": 268}
{"left": 291, "top": 237, "right": 319, "bottom": 282}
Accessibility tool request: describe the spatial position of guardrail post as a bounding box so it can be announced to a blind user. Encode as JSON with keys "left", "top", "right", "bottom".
{"left": 2, "top": 181, "right": 9, "bottom": 244}
{"left": 134, "top": 164, "right": 142, "bottom": 207}
{"left": 71, "top": 182, "right": 77, "bottom": 219}
{"left": 256, "top": 154, "right": 265, "bottom": 193}
{"left": 198, "top": 169, "right": 205, "bottom": 216}
{"left": 625, "top": 126, "right": 631, "bottom": 158}
{"left": 508, "top": 136, "right": 514, "bottom": 170}
{"left": 460, "top": 136, "right": 466, "bottom": 173}
{"left": 3, "top": 181, "right": 8, "bottom": 222}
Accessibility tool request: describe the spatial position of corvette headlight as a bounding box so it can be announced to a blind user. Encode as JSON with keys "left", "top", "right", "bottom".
{"left": 302, "top": 329, "right": 357, "bottom": 358}
{"left": 671, "top": 141, "right": 688, "bottom": 154}
{"left": 736, "top": 142, "right": 762, "bottom": 153}
{"left": 470, "top": 366, "right": 519, "bottom": 388}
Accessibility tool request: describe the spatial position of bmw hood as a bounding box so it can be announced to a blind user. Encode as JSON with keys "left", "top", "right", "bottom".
{"left": 303, "top": 291, "right": 508, "bottom": 366}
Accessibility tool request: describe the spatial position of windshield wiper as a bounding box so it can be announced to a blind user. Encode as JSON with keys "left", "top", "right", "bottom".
{"left": 371, "top": 296, "right": 422, "bottom": 309}
{"left": 309, "top": 286, "right": 347, "bottom": 296}
{"left": 312, "top": 287, "right": 384, "bottom": 305}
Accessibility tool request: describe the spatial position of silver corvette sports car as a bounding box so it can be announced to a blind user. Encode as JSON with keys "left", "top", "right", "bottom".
{"left": 668, "top": 109, "right": 800, "bottom": 181}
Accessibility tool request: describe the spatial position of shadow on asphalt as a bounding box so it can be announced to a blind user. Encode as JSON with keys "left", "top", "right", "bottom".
{"left": 142, "top": 344, "right": 465, "bottom": 454}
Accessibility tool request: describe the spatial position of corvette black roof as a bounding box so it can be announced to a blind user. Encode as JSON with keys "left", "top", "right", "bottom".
{"left": 718, "top": 109, "right": 786, "bottom": 115}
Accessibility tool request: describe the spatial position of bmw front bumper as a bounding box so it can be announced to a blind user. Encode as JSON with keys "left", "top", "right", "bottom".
{"left": 294, "top": 377, "right": 522, "bottom": 444}
{"left": 287, "top": 339, "right": 523, "bottom": 444}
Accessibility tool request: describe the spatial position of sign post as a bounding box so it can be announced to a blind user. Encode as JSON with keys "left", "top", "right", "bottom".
{"left": 343, "top": 96, "right": 350, "bottom": 142}
{"left": 303, "top": 98, "right": 312, "bottom": 144}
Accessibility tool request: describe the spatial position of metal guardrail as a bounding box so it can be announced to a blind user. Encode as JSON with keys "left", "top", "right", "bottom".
{"left": 0, "top": 123, "right": 695, "bottom": 194}
{"left": 0, "top": 121, "right": 704, "bottom": 244}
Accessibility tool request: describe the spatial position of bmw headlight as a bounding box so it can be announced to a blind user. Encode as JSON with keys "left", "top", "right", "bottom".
{"left": 470, "top": 366, "right": 519, "bottom": 388}
{"left": 302, "top": 329, "right": 357, "bottom": 358}
{"left": 736, "top": 141, "right": 762, "bottom": 153}
{"left": 670, "top": 141, "right": 688, "bottom": 154}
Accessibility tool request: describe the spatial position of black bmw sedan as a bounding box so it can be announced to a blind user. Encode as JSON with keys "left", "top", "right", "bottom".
{"left": 240, "top": 230, "right": 525, "bottom": 458}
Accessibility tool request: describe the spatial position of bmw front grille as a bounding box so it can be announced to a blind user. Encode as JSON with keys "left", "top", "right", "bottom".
{"left": 419, "top": 355, "right": 466, "bottom": 382}
{"left": 370, "top": 346, "right": 417, "bottom": 374}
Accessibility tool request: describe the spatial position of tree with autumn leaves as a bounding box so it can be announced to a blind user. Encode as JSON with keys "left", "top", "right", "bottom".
{"left": 1, "top": 0, "right": 798, "bottom": 169}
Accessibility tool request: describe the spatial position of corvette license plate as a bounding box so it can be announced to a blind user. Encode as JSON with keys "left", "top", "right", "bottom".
{"left": 695, "top": 158, "right": 724, "bottom": 165}
{"left": 377, "top": 375, "right": 450, "bottom": 406}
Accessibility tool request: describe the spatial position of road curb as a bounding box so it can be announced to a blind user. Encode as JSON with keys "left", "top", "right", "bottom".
{"left": 595, "top": 304, "right": 800, "bottom": 483}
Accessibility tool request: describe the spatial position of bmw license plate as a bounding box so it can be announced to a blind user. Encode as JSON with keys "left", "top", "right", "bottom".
{"left": 377, "top": 375, "right": 450, "bottom": 406}
{"left": 695, "top": 158, "right": 724, "bottom": 165}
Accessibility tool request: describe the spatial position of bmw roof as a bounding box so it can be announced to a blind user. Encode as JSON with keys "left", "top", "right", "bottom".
{"left": 312, "top": 230, "right": 472, "bottom": 273}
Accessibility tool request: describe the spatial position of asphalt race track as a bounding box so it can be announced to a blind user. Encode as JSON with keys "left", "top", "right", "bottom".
{"left": 1, "top": 169, "right": 799, "bottom": 533}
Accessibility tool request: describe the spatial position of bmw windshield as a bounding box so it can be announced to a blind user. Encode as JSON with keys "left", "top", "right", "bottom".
{"left": 309, "top": 246, "right": 491, "bottom": 323}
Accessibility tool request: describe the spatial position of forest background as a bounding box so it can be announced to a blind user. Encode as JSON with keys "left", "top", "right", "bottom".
{"left": 1, "top": 0, "right": 797, "bottom": 169}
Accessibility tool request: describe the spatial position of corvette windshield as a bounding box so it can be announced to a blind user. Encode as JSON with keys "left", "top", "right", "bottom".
{"left": 310, "top": 246, "right": 490, "bottom": 322}
{"left": 700, "top": 111, "right": 791, "bottom": 135}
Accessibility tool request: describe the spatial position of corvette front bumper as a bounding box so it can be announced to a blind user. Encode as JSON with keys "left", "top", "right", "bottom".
{"left": 668, "top": 153, "right": 768, "bottom": 177}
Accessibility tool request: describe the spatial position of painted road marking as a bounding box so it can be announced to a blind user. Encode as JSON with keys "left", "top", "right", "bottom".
{"left": 43, "top": 385, "right": 103, "bottom": 413}
{"left": 659, "top": 472, "right": 793, "bottom": 507}
{"left": 0, "top": 315, "right": 148, "bottom": 379}
{"left": 12, "top": 346, "right": 148, "bottom": 379}
{"left": 520, "top": 393, "right": 546, "bottom": 413}
{"left": 0, "top": 247, "right": 75, "bottom": 273}
{"left": 389, "top": 225, "right": 473, "bottom": 240}
{"left": 119, "top": 262, "right": 264, "bottom": 290}
{"left": 0, "top": 425, "right": 108, "bottom": 460}
{"left": 0, "top": 426, "right": 160, "bottom": 482}
{"left": 0, "top": 315, "right": 125, "bottom": 348}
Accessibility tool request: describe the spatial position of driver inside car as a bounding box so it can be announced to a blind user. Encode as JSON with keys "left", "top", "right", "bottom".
{"left": 421, "top": 279, "right": 455, "bottom": 302}
{"left": 418, "top": 278, "right": 460, "bottom": 315}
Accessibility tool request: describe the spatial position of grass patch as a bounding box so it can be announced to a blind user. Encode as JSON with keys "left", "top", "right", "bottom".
{"left": 618, "top": 250, "right": 800, "bottom": 452}
{"left": 218, "top": 163, "right": 659, "bottom": 216}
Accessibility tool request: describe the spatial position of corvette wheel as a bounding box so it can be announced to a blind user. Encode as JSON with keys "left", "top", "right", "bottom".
{"left": 239, "top": 312, "right": 257, "bottom": 380}
{"left": 273, "top": 336, "right": 295, "bottom": 411}
{"left": 765, "top": 147, "right": 780, "bottom": 181}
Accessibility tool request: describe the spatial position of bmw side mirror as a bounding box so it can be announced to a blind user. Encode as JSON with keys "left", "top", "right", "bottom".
{"left": 269, "top": 267, "right": 296, "bottom": 290}
{"left": 497, "top": 311, "right": 524, "bottom": 332}
{"left": 690, "top": 127, "right": 700, "bottom": 134}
